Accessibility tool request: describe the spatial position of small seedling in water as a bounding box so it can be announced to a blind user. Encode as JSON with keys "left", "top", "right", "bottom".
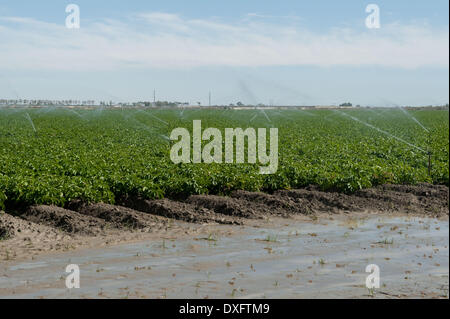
{"left": 263, "top": 235, "right": 278, "bottom": 242}
{"left": 207, "top": 233, "right": 217, "bottom": 241}
{"left": 318, "top": 258, "right": 326, "bottom": 265}
{"left": 198, "top": 233, "right": 218, "bottom": 242}
{"left": 377, "top": 238, "right": 394, "bottom": 245}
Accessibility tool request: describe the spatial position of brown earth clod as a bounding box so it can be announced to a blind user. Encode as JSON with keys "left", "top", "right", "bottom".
{"left": 67, "top": 201, "right": 168, "bottom": 230}
{"left": 18, "top": 205, "right": 110, "bottom": 236}
{"left": 120, "top": 197, "right": 242, "bottom": 225}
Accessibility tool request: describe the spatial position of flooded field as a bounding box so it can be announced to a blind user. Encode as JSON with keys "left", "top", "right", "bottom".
{"left": 1, "top": 215, "right": 448, "bottom": 299}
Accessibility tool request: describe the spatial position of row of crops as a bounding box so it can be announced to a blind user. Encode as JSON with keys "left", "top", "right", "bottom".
{"left": 0, "top": 107, "right": 448, "bottom": 210}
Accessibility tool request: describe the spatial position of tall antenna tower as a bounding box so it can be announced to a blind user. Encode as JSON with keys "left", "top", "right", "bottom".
{"left": 209, "top": 91, "right": 211, "bottom": 107}
{"left": 153, "top": 89, "right": 156, "bottom": 104}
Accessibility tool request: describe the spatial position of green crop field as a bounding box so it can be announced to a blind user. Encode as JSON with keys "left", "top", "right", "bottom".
{"left": 0, "top": 107, "right": 448, "bottom": 211}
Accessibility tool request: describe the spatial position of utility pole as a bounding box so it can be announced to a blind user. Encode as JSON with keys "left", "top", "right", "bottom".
{"left": 153, "top": 89, "right": 156, "bottom": 104}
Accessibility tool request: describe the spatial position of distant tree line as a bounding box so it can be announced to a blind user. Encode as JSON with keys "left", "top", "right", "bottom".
{"left": 0, "top": 99, "right": 96, "bottom": 106}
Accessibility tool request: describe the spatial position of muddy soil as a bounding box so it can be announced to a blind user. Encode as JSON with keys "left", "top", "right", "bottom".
{"left": 0, "top": 211, "right": 188, "bottom": 261}
{"left": 186, "top": 194, "right": 266, "bottom": 219}
{"left": 120, "top": 197, "right": 241, "bottom": 225}
{"left": 66, "top": 201, "right": 169, "bottom": 230}
{"left": 230, "top": 190, "right": 304, "bottom": 215}
{"left": 274, "top": 183, "right": 448, "bottom": 216}
{"left": 0, "top": 183, "right": 448, "bottom": 261}
{"left": 0, "top": 213, "right": 74, "bottom": 260}
{"left": 18, "top": 205, "right": 111, "bottom": 236}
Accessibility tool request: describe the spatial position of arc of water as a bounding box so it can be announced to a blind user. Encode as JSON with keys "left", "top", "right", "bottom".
{"left": 260, "top": 109, "right": 271, "bottom": 123}
{"left": 25, "top": 112, "right": 37, "bottom": 133}
{"left": 125, "top": 112, "right": 169, "bottom": 143}
{"left": 295, "top": 108, "right": 317, "bottom": 117}
{"left": 365, "top": 108, "right": 385, "bottom": 118}
{"left": 336, "top": 110, "right": 427, "bottom": 153}
{"left": 138, "top": 109, "right": 169, "bottom": 125}
{"left": 273, "top": 110, "right": 295, "bottom": 121}
{"left": 66, "top": 108, "right": 83, "bottom": 119}
{"left": 397, "top": 107, "right": 429, "bottom": 132}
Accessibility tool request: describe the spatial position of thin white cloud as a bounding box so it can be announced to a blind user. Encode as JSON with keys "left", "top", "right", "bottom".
{"left": 245, "top": 12, "right": 301, "bottom": 21}
{"left": 0, "top": 13, "right": 448, "bottom": 71}
{"left": 138, "top": 12, "right": 181, "bottom": 23}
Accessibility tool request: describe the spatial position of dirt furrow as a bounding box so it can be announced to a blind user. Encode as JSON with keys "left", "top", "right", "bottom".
{"left": 66, "top": 201, "right": 169, "bottom": 230}
{"left": 120, "top": 197, "right": 241, "bottom": 225}
{"left": 1, "top": 183, "right": 447, "bottom": 247}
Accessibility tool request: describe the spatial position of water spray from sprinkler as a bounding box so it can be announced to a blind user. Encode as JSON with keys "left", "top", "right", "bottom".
{"left": 335, "top": 110, "right": 426, "bottom": 153}
{"left": 260, "top": 109, "right": 272, "bottom": 123}
{"left": 336, "top": 110, "right": 434, "bottom": 178}
{"left": 397, "top": 106, "right": 429, "bottom": 133}
{"left": 25, "top": 112, "right": 37, "bottom": 136}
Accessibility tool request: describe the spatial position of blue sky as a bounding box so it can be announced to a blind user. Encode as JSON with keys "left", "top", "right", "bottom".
{"left": 0, "top": 0, "right": 448, "bottom": 105}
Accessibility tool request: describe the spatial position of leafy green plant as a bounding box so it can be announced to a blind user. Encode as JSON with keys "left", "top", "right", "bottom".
{"left": 0, "top": 108, "right": 447, "bottom": 209}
